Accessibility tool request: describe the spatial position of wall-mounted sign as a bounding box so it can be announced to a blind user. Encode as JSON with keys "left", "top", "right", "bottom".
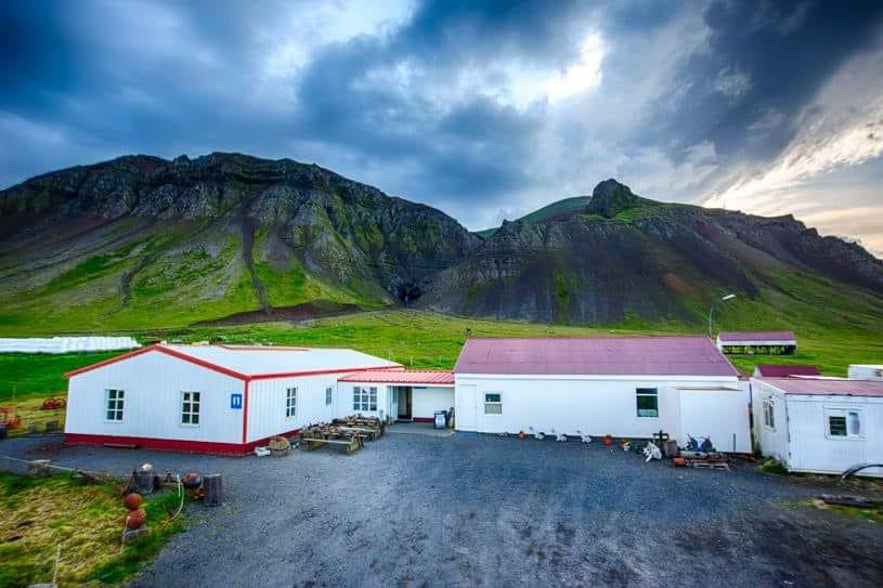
{"left": 230, "top": 393, "right": 243, "bottom": 410}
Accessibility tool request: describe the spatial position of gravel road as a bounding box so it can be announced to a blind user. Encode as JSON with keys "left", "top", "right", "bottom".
{"left": 2, "top": 432, "right": 882, "bottom": 587}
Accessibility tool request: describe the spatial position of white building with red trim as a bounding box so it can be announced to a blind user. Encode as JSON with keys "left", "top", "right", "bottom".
{"left": 64, "top": 344, "right": 400, "bottom": 454}
{"left": 337, "top": 370, "right": 454, "bottom": 423}
{"left": 751, "top": 377, "right": 883, "bottom": 477}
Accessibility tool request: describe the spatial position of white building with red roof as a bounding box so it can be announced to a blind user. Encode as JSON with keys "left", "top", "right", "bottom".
{"left": 64, "top": 343, "right": 401, "bottom": 454}
{"left": 752, "top": 377, "right": 883, "bottom": 477}
{"left": 716, "top": 331, "right": 797, "bottom": 355}
{"left": 338, "top": 370, "right": 454, "bottom": 424}
{"left": 454, "top": 336, "right": 751, "bottom": 452}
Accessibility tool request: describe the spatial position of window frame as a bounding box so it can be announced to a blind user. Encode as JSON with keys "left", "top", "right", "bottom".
{"left": 285, "top": 387, "right": 297, "bottom": 419}
{"left": 180, "top": 391, "right": 201, "bottom": 426}
{"left": 636, "top": 387, "right": 659, "bottom": 418}
{"left": 762, "top": 400, "right": 775, "bottom": 430}
{"left": 352, "top": 386, "right": 378, "bottom": 412}
{"left": 325, "top": 387, "right": 333, "bottom": 406}
{"left": 825, "top": 407, "right": 862, "bottom": 440}
{"left": 105, "top": 388, "right": 125, "bottom": 422}
{"left": 484, "top": 392, "right": 502, "bottom": 415}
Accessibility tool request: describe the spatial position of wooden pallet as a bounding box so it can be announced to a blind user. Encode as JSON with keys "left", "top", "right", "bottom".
{"left": 686, "top": 460, "right": 730, "bottom": 471}
{"left": 303, "top": 435, "right": 364, "bottom": 454}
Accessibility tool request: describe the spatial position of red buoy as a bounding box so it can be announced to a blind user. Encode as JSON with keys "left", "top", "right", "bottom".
{"left": 124, "top": 492, "right": 143, "bottom": 511}
{"left": 125, "top": 508, "right": 146, "bottom": 529}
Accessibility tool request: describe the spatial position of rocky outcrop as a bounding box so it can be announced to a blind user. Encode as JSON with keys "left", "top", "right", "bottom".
{"left": 1, "top": 160, "right": 881, "bottom": 328}
{"left": 0, "top": 152, "right": 481, "bottom": 305}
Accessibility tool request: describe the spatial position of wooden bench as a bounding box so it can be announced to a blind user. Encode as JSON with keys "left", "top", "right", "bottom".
{"left": 303, "top": 435, "right": 363, "bottom": 454}
{"left": 335, "top": 426, "right": 379, "bottom": 441}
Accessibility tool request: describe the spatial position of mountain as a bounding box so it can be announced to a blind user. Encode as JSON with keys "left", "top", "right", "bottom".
{"left": 1, "top": 155, "right": 882, "bottom": 333}
{"left": 476, "top": 195, "right": 592, "bottom": 238}
{"left": 419, "top": 180, "right": 883, "bottom": 328}
{"left": 0, "top": 153, "right": 479, "bottom": 331}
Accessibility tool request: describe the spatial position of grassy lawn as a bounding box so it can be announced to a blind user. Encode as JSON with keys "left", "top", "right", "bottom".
{"left": 0, "top": 352, "right": 119, "bottom": 401}
{"left": 0, "top": 472, "right": 187, "bottom": 587}
{"left": 0, "top": 311, "right": 880, "bottom": 406}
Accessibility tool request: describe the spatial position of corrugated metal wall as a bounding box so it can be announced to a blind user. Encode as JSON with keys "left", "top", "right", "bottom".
{"left": 679, "top": 388, "right": 751, "bottom": 452}
{"left": 247, "top": 374, "right": 341, "bottom": 442}
{"left": 66, "top": 350, "right": 244, "bottom": 444}
{"left": 786, "top": 395, "right": 883, "bottom": 476}
{"left": 453, "top": 376, "right": 732, "bottom": 438}
{"left": 750, "top": 381, "right": 790, "bottom": 464}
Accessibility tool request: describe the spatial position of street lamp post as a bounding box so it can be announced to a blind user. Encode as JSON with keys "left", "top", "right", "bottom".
{"left": 708, "top": 294, "right": 736, "bottom": 338}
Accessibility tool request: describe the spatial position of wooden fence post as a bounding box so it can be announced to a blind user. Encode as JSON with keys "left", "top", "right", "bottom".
{"left": 204, "top": 473, "right": 224, "bottom": 507}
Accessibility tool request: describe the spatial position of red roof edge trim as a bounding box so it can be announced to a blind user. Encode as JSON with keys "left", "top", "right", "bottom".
{"left": 154, "top": 346, "right": 249, "bottom": 380}
{"left": 65, "top": 344, "right": 249, "bottom": 381}
{"left": 247, "top": 364, "right": 404, "bottom": 381}
{"left": 65, "top": 344, "right": 159, "bottom": 379}
{"left": 219, "top": 344, "right": 309, "bottom": 351}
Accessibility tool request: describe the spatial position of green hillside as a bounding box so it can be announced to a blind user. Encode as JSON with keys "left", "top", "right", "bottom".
{"left": 477, "top": 195, "right": 592, "bottom": 238}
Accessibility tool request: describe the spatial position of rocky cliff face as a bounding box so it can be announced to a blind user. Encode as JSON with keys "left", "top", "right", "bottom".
{"left": 418, "top": 180, "right": 883, "bottom": 324}
{"left": 0, "top": 153, "right": 481, "bottom": 313}
{"left": 1, "top": 160, "right": 881, "bottom": 330}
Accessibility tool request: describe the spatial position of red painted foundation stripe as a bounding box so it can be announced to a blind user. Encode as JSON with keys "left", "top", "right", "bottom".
{"left": 64, "top": 430, "right": 301, "bottom": 456}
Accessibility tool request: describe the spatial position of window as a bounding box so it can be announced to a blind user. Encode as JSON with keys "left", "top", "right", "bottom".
{"left": 353, "top": 386, "right": 377, "bottom": 411}
{"left": 827, "top": 408, "right": 861, "bottom": 439}
{"left": 105, "top": 389, "right": 124, "bottom": 421}
{"left": 484, "top": 393, "right": 502, "bottom": 415}
{"left": 285, "top": 387, "right": 297, "bottom": 418}
{"left": 181, "top": 391, "right": 200, "bottom": 425}
{"left": 636, "top": 388, "right": 658, "bottom": 418}
{"left": 325, "top": 387, "right": 333, "bottom": 406}
{"left": 763, "top": 401, "right": 775, "bottom": 429}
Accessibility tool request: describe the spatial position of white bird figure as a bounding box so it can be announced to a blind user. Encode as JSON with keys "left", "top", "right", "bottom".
{"left": 529, "top": 426, "right": 545, "bottom": 440}
{"left": 552, "top": 429, "right": 567, "bottom": 442}
{"left": 643, "top": 441, "right": 662, "bottom": 462}
{"left": 576, "top": 430, "right": 592, "bottom": 443}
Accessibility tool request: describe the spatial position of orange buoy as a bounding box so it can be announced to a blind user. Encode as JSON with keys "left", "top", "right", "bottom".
{"left": 124, "top": 492, "right": 143, "bottom": 510}
{"left": 125, "top": 508, "right": 146, "bottom": 529}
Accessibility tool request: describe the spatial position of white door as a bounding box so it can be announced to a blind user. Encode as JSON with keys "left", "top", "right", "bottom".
{"left": 456, "top": 384, "right": 477, "bottom": 430}
{"left": 389, "top": 386, "right": 398, "bottom": 423}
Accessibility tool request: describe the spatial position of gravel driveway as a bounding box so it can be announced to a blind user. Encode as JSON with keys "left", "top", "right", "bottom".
{"left": 2, "top": 431, "right": 882, "bottom": 587}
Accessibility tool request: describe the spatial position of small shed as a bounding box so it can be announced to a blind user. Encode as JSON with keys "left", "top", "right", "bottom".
{"left": 64, "top": 344, "right": 400, "bottom": 454}
{"left": 751, "top": 377, "right": 883, "bottom": 477}
{"left": 753, "top": 364, "right": 820, "bottom": 378}
{"left": 717, "top": 331, "right": 797, "bottom": 355}
{"left": 337, "top": 370, "right": 454, "bottom": 423}
{"left": 848, "top": 365, "right": 883, "bottom": 381}
{"left": 454, "top": 336, "right": 751, "bottom": 452}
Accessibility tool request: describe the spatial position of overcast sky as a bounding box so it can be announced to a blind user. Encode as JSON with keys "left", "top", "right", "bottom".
{"left": 2, "top": 1, "right": 883, "bottom": 256}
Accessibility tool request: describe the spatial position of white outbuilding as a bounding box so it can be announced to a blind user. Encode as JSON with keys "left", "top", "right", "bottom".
{"left": 751, "top": 377, "right": 883, "bottom": 477}
{"left": 64, "top": 343, "right": 400, "bottom": 454}
{"left": 847, "top": 364, "right": 883, "bottom": 381}
{"left": 454, "top": 336, "right": 751, "bottom": 452}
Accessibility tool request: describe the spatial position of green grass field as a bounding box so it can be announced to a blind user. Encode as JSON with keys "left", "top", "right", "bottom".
{"left": 0, "top": 472, "right": 188, "bottom": 586}
{"left": 1, "top": 310, "right": 879, "bottom": 407}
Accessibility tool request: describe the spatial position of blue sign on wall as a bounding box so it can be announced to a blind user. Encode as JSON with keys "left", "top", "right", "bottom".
{"left": 230, "top": 393, "right": 243, "bottom": 410}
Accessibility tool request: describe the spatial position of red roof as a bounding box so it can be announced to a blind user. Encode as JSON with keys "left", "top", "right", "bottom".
{"left": 338, "top": 370, "right": 454, "bottom": 385}
{"left": 757, "top": 378, "right": 883, "bottom": 397}
{"left": 718, "top": 331, "right": 796, "bottom": 342}
{"left": 454, "top": 336, "right": 738, "bottom": 377}
{"left": 754, "top": 364, "right": 820, "bottom": 377}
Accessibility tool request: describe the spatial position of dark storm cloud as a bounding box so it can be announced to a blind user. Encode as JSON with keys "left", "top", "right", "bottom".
{"left": 659, "top": 0, "right": 883, "bottom": 163}
{"left": 1, "top": 0, "right": 882, "bottom": 251}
